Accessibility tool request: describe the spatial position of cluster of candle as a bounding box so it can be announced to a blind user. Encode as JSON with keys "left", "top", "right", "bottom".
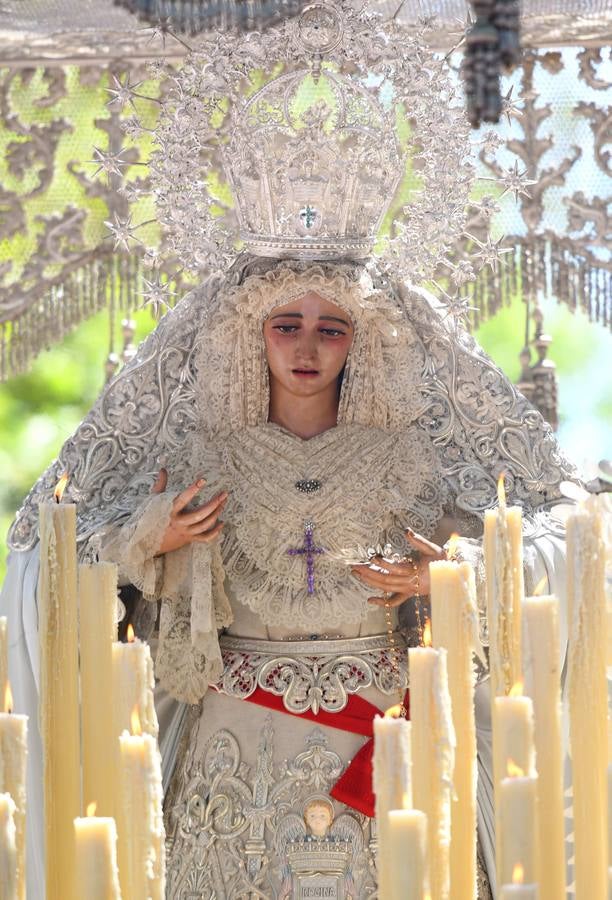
{"left": 374, "top": 481, "right": 609, "bottom": 900}
{"left": 0, "top": 483, "right": 166, "bottom": 899}
{"left": 372, "top": 543, "right": 473, "bottom": 900}
{"left": 0, "top": 476, "right": 609, "bottom": 899}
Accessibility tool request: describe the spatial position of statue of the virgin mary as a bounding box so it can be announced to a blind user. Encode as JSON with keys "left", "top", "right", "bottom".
{"left": 1, "top": 4, "right": 576, "bottom": 897}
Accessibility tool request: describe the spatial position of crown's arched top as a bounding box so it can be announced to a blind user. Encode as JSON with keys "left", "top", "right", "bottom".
{"left": 224, "top": 67, "right": 404, "bottom": 258}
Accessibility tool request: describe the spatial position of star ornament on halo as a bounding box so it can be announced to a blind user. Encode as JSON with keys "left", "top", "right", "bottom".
{"left": 500, "top": 86, "right": 523, "bottom": 124}
{"left": 139, "top": 277, "right": 177, "bottom": 318}
{"left": 498, "top": 160, "right": 538, "bottom": 203}
{"left": 142, "top": 16, "right": 193, "bottom": 52}
{"left": 106, "top": 74, "right": 145, "bottom": 111}
{"left": 439, "top": 294, "right": 479, "bottom": 328}
{"left": 104, "top": 213, "right": 145, "bottom": 253}
{"left": 89, "top": 147, "right": 136, "bottom": 180}
{"left": 470, "top": 234, "right": 513, "bottom": 273}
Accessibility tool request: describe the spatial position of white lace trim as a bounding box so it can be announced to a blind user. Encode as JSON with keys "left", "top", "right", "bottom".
{"left": 100, "top": 493, "right": 234, "bottom": 704}
{"left": 99, "top": 493, "right": 175, "bottom": 598}
{"left": 156, "top": 541, "right": 233, "bottom": 705}
{"left": 187, "top": 422, "right": 446, "bottom": 629}
{"left": 192, "top": 263, "right": 426, "bottom": 436}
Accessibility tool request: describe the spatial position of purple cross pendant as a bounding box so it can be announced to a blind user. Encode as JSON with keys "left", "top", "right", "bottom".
{"left": 287, "top": 520, "right": 325, "bottom": 595}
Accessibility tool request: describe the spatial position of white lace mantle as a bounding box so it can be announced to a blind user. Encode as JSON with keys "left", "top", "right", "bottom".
{"left": 189, "top": 422, "right": 446, "bottom": 630}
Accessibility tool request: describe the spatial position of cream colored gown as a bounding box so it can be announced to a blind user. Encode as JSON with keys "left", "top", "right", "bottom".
{"left": 98, "top": 422, "right": 567, "bottom": 900}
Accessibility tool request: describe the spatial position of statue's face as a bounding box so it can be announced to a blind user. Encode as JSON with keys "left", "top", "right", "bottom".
{"left": 304, "top": 803, "right": 333, "bottom": 837}
{"left": 263, "top": 291, "right": 354, "bottom": 400}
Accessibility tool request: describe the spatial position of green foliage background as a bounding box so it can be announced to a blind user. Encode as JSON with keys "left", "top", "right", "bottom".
{"left": 1, "top": 293, "right": 610, "bottom": 583}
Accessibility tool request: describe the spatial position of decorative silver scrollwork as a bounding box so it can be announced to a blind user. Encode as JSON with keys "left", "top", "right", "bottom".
{"left": 218, "top": 634, "right": 408, "bottom": 714}
{"left": 165, "top": 717, "right": 375, "bottom": 899}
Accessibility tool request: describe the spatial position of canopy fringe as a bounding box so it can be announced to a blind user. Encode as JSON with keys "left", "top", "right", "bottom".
{"left": 0, "top": 253, "right": 184, "bottom": 381}
{"left": 464, "top": 234, "right": 612, "bottom": 331}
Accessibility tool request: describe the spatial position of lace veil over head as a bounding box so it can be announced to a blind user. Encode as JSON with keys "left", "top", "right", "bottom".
{"left": 9, "top": 252, "right": 575, "bottom": 557}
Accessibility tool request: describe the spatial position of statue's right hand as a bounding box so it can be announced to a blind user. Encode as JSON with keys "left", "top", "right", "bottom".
{"left": 152, "top": 468, "right": 228, "bottom": 555}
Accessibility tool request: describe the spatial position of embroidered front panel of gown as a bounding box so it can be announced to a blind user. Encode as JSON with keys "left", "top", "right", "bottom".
{"left": 165, "top": 698, "right": 494, "bottom": 900}
{"left": 193, "top": 423, "right": 446, "bottom": 630}
{"left": 165, "top": 708, "right": 378, "bottom": 900}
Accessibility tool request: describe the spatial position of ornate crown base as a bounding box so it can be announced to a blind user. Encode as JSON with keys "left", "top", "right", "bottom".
{"left": 242, "top": 233, "right": 373, "bottom": 261}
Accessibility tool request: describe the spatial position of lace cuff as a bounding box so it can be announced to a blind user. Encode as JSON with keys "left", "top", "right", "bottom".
{"left": 99, "top": 493, "right": 234, "bottom": 705}
{"left": 156, "top": 542, "right": 233, "bottom": 704}
{"left": 99, "top": 492, "right": 175, "bottom": 598}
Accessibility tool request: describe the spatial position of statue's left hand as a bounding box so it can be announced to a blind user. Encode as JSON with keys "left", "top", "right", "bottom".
{"left": 351, "top": 527, "right": 446, "bottom": 608}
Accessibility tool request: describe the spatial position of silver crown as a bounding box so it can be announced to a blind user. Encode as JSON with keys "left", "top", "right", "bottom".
{"left": 223, "top": 67, "right": 404, "bottom": 259}
{"left": 119, "top": 1, "right": 514, "bottom": 291}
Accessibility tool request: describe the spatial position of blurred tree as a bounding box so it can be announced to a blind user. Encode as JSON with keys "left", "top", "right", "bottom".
{"left": 0, "top": 307, "right": 154, "bottom": 579}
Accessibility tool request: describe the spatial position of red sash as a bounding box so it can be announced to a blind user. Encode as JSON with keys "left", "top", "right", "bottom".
{"left": 240, "top": 687, "right": 410, "bottom": 818}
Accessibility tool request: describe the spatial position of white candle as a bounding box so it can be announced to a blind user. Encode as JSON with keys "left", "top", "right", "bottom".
{"left": 38, "top": 495, "right": 80, "bottom": 900}
{"left": 483, "top": 480, "right": 524, "bottom": 699}
{"left": 409, "top": 646, "right": 455, "bottom": 900}
{"left": 373, "top": 715, "right": 412, "bottom": 900}
{"left": 430, "top": 556, "right": 478, "bottom": 900}
{"left": 388, "top": 809, "right": 427, "bottom": 900}
{"left": 74, "top": 808, "right": 121, "bottom": 900}
{"left": 0, "top": 793, "right": 16, "bottom": 900}
{"left": 498, "top": 771, "right": 539, "bottom": 885}
{"left": 112, "top": 630, "right": 158, "bottom": 740}
{"left": 493, "top": 693, "right": 535, "bottom": 787}
{"left": 523, "top": 593, "right": 565, "bottom": 900}
{"left": 0, "top": 688, "right": 27, "bottom": 900}
{"left": 567, "top": 498, "right": 608, "bottom": 900}
{"left": 113, "top": 634, "right": 159, "bottom": 899}
{"left": 493, "top": 692, "right": 536, "bottom": 881}
{"left": 0, "top": 619, "right": 7, "bottom": 700}
{"left": 80, "top": 563, "right": 119, "bottom": 817}
{"left": 608, "top": 764, "right": 612, "bottom": 869}
{"left": 499, "top": 886, "right": 537, "bottom": 899}
{"left": 117, "top": 717, "right": 165, "bottom": 899}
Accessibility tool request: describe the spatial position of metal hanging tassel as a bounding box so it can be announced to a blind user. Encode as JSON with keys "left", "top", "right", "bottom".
{"left": 113, "top": 0, "right": 307, "bottom": 34}
{"left": 105, "top": 267, "right": 120, "bottom": 383}
{"left": 462, "top": 0, "right": 522, "bottom": 128}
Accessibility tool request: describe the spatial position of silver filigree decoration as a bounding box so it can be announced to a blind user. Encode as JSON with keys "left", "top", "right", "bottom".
{"left": 218, "top": 635, "right": 408, "bottom": 713}
{"left": 166, "top": 717, "right": 375, "bottom": 898}
{"left": 126, "top": 2, "right": 504, "bottom": 289}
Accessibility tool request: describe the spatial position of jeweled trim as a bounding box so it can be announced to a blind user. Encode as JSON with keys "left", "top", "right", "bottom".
{"left": 217, "top": 632, "right": 408, "bottom": 714}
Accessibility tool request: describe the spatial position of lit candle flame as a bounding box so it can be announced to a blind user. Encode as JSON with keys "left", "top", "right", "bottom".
{"left": 422, "top": 618, "right": 432, "bottom": 648}
{"left": 86, "top": 802, "right": 97, "bottom": 817}
{"left": 497, "top": 472, "right": 507, "bottom": 507}
{"left": 131, "top": 707, "right": 142, "bottom": 736}
{"left": 509, "top": 680, "right": 524, "bottom": 697}
{"left": 54, "top": 473, "right": 69, "bottom": 503}
{"left": 447, "top": 533, "right": 460, "bottom": 560}
{"left": 512, "top": 862, "right": 524, "bottom": 884}
{"left": 384, "top": 704, "right": 404, "bottom": 719}
{"left": 533, "top": 575, "right": 548, "bottom": 596}
{"left": 126, "top": 623, "right": 135, "bottom": 643}
{"left": 4, "top": 682, "right": 13, "bottom": 714}
{"left": 507, "top": 758, "right": 524, "bottom": 777}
